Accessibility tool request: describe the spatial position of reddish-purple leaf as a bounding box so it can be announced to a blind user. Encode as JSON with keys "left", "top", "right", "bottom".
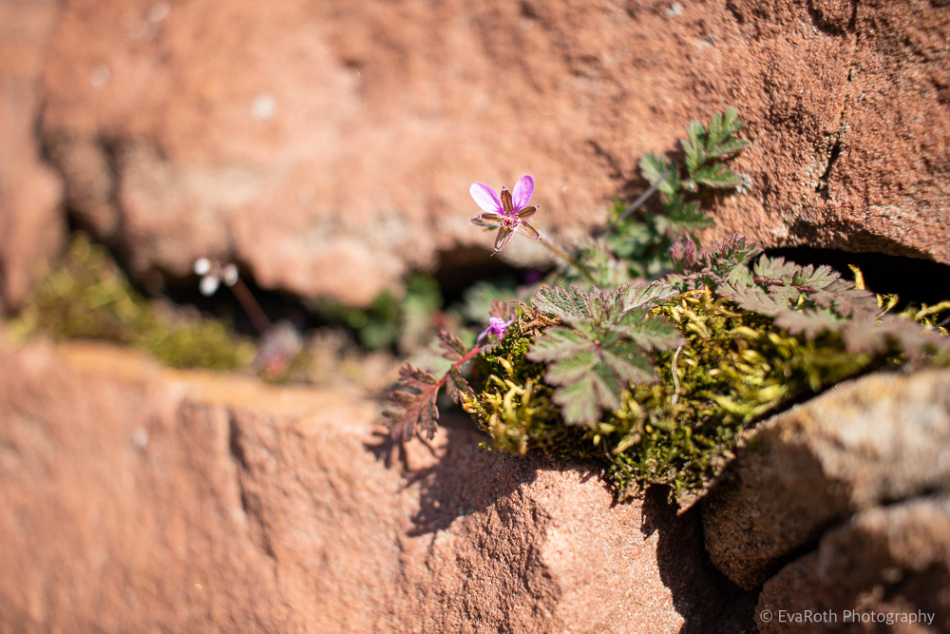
{"left": 437, "top": 330, "right": 467, "bottom": 362}
{"left": 490, "top": 299, "right": 514, "bottom": 322}
{"left": 447, "top": 366, "right": 475, "bottom": 405}
{"left": 382, "top": 363, "right": 442, "bottom": 441}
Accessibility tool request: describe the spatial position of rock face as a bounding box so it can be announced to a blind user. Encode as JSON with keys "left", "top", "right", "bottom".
{"left": 0, "top": 0, "right": 64, "bottom": 310}
{"left": 756, "top": 495, "right": 950, "bottom": 633}
{"left": 702, "top": 369, "right": 950, "bottom": 590}
{"left": 0, "top": 0, "right": 939, "bottom": 306}
{"left": 0, "top": 341, "right": 743, "bottom": 633}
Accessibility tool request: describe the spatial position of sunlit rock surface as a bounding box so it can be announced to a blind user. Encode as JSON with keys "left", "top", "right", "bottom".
{"left": 0, "top": 0, "right": 943, "bottom": 305}
{"left": 0, "top": 341, "right": 742, "bottom": 633}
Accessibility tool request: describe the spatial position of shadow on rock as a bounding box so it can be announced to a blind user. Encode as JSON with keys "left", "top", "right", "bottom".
{"left": 641, "top": 486, "right": 760, "bottom": 634}
{"left": 365, "top": 414, "right": 602, "bottom": 537}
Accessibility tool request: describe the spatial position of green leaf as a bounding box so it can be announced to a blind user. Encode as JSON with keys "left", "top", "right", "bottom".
{"left": 639, "top": 152, "right": 679, "bottom": 196}
{"left": 658, "top": 195, "right": 714, "bottom": 235}
{"left": 528, "top": 327, "right": 659, "bottom": 425}
{"left": 682, "top": 121, "right": 706, "bottom": 173}
{"left": 719, "top": 282, "right": 789, "bottom": 316}
{"left": 705, "top": 107, "right": 748, "bottom": 157}
{"left": 617, "top": 280, "right": 680, "bottom": 312}
{"left": 689, "top": 163, "right": 742, "bottom": 189}
{"left": 752, "top": 257, "right": 802, "bottom": 284}
{"left": 681, "top": 108, "right": 747, "bottom": 186}
{"left": 612, "top": 308, "right": 684, "bottom": 350}
{"left": 532, "top": 285, "right": 592, "bottom": 323}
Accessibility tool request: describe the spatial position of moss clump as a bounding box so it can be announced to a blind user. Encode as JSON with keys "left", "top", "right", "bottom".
{"left": 464, "top": 288, "right": 909, "bottom": 507}
{"left": 12, "top": 234, "right": 255, "bottom": 371}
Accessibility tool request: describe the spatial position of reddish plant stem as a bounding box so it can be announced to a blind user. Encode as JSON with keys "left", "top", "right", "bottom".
{"left": 229, "top": 278, "right": 272, "bottom": 335}
{"left": 437, "top": 345, "right": 483, "bottom": 389}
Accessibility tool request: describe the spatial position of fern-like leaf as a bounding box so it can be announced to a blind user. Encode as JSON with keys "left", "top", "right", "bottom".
{"left": 381, "top": 364, "right": 441, "bottom": 441}
{"left": 752, "top": 256, "right": 802, "bottom": 284}
{"left": 774, "top": 309, "right": 846, "bottom": 338}
{"left": 445, "top": 365, "right": 475, "bottom": 405}
{"left": 719, "top": 282, "right": 791, "bottom": 316}
{"left": 639, "top": 152, "right": 679, "bottom": 196}
{"left": 690, "top": 163, "right": 742, "bottom": 189}
{"left": 704, "top": 107, "right": 749, "bottom": 157}
{"left": 489, "top": 298, "right": 514, "bottom": 322}
{"left": 682, "top": 109, "right": 748, "bottom": 171}
{"left": 437, "top": 330, "right": 466, "bottom": 362}
{"left": 528, "top": 282, "right": 682, "bottom": 425}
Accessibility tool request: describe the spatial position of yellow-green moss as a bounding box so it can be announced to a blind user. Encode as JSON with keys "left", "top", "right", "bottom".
{"left": 464, "top": 289, "right": 911, "bottom": 506}
{"left": 11, "top": 234, "right": 255, "bottom": 371}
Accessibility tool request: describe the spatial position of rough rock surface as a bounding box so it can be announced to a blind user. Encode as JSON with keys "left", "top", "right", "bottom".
{"left": 702, "top": 369, "right": 950, "bottom": 590}
{"left": 0, "top": 340, "right": 745, "bottom": 633}
{"left": 756, "top": 495, "right": 950, "bottom": 633}
{"left": 8, "top": 0, "right": 943, "bottom": 306}
{"left": 0, "top": 0, "right": 64, "bottom": 310}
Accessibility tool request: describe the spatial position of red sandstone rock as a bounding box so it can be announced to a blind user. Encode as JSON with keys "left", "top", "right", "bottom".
{"left": 17, "top": 0, "right": 948, "bottom": 306}
{"left": 703, "top": 369, "right": 950, "bottom": 590}
{"left": 0, "top": 0, "right": 64, "bottom": 310}
{"left": 0, "top": 341, "right": 742, "bottom": 632}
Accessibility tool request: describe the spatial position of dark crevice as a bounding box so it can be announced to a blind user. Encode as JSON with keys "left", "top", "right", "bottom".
{"left": 434, "top": 246, "right": 536, "bottom": 305}
{"left": 519, "top": 1, "right": 539, "bottom": 20}
{"left": 765, "top": 246, "right": 950, "bottom": 309}
{"left": 229, "top": 413, "right": 250, "bottom": 473}
{"left": 807, "top": 0, "right": 859, "bottom": 202}
{"left": 44, "top": 219, "right": 541, "bottom": 350}
{"left": 814, "top": 140, "right": 841, "bottom": 194}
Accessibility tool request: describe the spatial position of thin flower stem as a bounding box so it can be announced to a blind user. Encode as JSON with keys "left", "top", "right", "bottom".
{"left": 229, "top": 278, "right": 272, "bottom": 335}
{"left": 613, "top": 169, "right": 669, "bottom": 226}
{"left": 436, "top": 344, "right": 483, "bottom": 390}
{"left": 537, "top": 236, "right": 596, "bottom": 284}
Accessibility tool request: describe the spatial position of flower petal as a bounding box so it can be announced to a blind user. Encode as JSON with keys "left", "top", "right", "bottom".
{"left": 517, "top": 205, "right": 538, "bottom": 220}
{"left": 517, "top": 221, "right": 540, "bottom": 240}
{"left": 194, "top": 257, "right": 211, "bottom": 275}
{"left": 200, "top": 275, "right": 220, "bottom": 296}
{"left": 470, "top": 182, "right": 503, "bottom": 212}
{"left": 472, "top": 212, "right": 504, "bottom": 227}
{"left": 500, "top": 188, "right": 514, "bottom": 213}
{"left": 493, "top": 227, "right": 514, "bottom": 252}
{"left": 511, "top": 175, "right": 535, "bottom": 211}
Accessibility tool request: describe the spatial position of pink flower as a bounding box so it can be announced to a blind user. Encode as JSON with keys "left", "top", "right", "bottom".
{"left": 476, "top": 315, "right": 516, "bottom": 345}
{"left": 470, "top": 175, "right": 540, "bottom": 252}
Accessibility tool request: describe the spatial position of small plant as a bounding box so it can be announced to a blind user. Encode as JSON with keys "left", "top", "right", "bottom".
{"left": 574, "top": 106, "right": 749, "bottom": 288}
{"left": 382, "top": 109, "right": 950, "bottom": 506}
{"left": 193, "top": 255, "right": 302, "bottom": 379}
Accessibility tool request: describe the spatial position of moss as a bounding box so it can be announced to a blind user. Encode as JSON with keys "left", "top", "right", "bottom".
{"left": 11, "top": 234, "right": 255, "bottom": 371}
{"left": 464, "top": 288, "right": 908, "bottom": 506}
